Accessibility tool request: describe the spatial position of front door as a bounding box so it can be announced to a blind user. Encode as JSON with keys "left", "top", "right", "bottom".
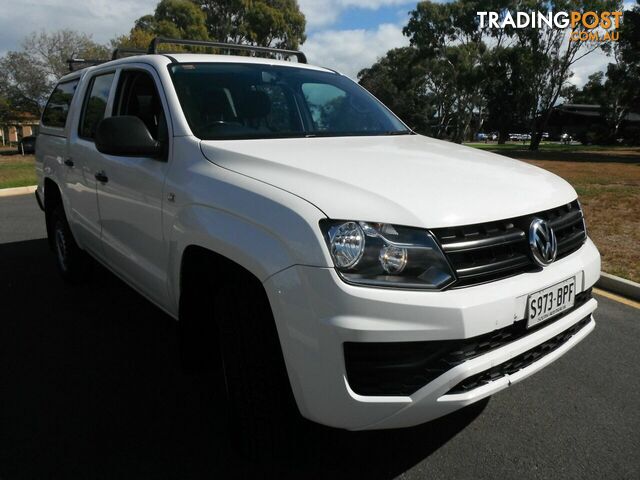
{"left": 94, "top": 66, "right": 172, "bottom": 307}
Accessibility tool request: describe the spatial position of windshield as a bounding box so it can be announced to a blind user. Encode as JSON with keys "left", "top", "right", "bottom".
{"left": 169, "top": 63, "right": 410, "bottom": 140}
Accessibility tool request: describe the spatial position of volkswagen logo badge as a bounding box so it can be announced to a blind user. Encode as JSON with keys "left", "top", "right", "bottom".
{"left": 529, "top": 218, "right": 557, "bottom": 267}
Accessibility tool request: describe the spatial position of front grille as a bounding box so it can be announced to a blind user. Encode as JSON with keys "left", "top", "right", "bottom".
{"left": 344, "top": 289, "right": 592, "bottom": 397}
{"left": 431, "top": 200, "right": 587, "bottom": 287}
{"left": 447, "top": 314, "right": 592, "bottom": 394}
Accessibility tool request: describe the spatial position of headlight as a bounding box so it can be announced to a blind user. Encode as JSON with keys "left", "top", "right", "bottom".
{"left": 320, "top": 220, "right": 455, "bottom": 289}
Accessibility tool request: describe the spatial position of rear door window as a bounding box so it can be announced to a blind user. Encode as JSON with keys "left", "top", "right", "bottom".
{"left": 79, "top": 73, "right": 115, "bottom": 140}
{"left": 42, "top": 80, "right": 79, "bottom": 128}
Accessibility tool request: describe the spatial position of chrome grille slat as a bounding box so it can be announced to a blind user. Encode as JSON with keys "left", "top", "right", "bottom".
{"left": 456, "top": 254, "right": 531, "bottom": 279}
{"left": 432, "top": 200, "right": 587, "bottom": 288}
{"left": 549, "top": 209, "right": 583, "bottom": 231}
{"left": 441, "top": 229, "right": 526, "bottom": 252}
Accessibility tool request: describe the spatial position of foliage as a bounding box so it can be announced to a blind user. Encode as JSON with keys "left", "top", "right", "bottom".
{"left": 483, "top": 46, "right": 538, "bottom": 143}
{"left": 561, "top": 2, "right": 640, "bottom": 145}
{"left": 379, "top": 0, "right": 502, "bottom": 142}
{"left": 114, "top": 0, "right": 209, "bottom": 49}
{"left": 359, "top": 0, "right": 637, "bottom": 147}
{"left": 358, "top": 48, "right": 430, "bottom": 132}
{"left": 115, "top": 0, "right": 306, "bottom": 50}
{"left": 0, "top": 30, "right": 109, "bottom": 116}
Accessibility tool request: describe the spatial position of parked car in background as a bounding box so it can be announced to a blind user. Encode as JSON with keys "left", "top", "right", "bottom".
{"left": 19, "top": 135, "right": 36, "bottom": 154}
{"left": 35, "top": 38, "right": 600, "bottom": 450}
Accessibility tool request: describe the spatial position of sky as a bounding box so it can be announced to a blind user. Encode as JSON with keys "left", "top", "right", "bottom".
{"left": 0, "top": 0, "right": 634, "bottom": 84}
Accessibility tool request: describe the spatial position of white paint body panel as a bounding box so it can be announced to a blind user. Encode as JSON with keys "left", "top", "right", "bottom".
{"left": 200, "top": 135, "right": 577, "bottom": 228}
{"left": 35, "top": 53, "right": 601, "bottom": 430}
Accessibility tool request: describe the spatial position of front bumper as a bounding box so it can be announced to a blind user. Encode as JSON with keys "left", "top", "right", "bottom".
{"left": 263, "top": 238, "right": 600, "bottom": 430}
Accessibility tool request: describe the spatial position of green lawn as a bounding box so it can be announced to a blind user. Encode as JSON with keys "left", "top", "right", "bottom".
{"left": 0, "top": 155, "right": 37, "bottom": 189}
{"left": 465, "top": 142, "right": 640, "bottom": 163}
{"left": 463, "top": 142, "right": 625, "bottom": 152}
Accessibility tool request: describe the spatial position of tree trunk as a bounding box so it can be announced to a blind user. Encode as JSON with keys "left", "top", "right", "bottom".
{"left": 498, "top": 127, "right": 508, "bottom": 144}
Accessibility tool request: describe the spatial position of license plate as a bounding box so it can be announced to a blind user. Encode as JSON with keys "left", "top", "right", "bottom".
{"left": 527, "top": 277, "right": 576, "bottom": 328}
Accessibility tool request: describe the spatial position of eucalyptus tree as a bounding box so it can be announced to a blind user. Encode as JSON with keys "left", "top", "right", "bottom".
{"left": 0, "top": 30, "right": 108, "bottom": 115}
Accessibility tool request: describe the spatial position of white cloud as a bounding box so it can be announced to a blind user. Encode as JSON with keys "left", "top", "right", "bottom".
{"left": 304, "top": 23, "right": 408, "bottom": 79}
{"left": 568, "top": 47, "right": 614, "bottom": 87}
{"left": 0, "top": 0, "right": 157, "bottom": 55}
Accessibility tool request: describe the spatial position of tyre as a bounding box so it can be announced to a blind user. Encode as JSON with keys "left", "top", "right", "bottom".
{"left": 49, "top": 205, "right": 88, "bottom": 283}
{"left": 181, "top": 271, "right": 299, "bottom": 469}
{"left": 215, "top": 277, "right": 300, "bottom": 467}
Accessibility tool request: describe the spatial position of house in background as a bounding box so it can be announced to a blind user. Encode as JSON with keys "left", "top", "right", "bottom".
{"left": 0, "top": 112, "right": 40, "bottom": 146}
{"left": 548, "top": 104, "right": 640, "bottom": 143}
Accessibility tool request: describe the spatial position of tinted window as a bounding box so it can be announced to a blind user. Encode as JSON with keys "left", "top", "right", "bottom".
{"left": 114, "top": 71, "right": 167, "bottom": 142}
{"left": 79, "top": 73, "right": 115, "bottom": 139}
{"left": 169, "top": 63, "right": 408, "bottom": 140}
{"left": 42, "top": 80, "right": 79, "bottom": 128}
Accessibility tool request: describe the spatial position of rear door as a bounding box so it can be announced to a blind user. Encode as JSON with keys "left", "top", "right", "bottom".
{"left": 93, "top": 65, "right": 172, "bottom": 307}
{"left": 38, "top": 79, "right": 79, "bottom": 217}
{"left": 67, "top": 70, "right": 117, "bottom": 255}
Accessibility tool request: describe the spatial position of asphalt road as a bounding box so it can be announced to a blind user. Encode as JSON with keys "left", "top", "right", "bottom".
{"left": 0, "top": 193, "right": 638, "bottom": 479}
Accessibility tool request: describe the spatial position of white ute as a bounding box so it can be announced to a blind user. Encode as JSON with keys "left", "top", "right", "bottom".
{"left": 36, "top": 38, "right": 600, "bottom": 435}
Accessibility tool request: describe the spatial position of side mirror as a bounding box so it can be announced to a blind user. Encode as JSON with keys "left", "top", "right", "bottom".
{"left": 95, "top": 116, "right": 163, "bottom": 158}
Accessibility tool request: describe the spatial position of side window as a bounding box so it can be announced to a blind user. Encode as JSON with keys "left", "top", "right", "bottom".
{"left": 302, "top": 82, "right": 382, "bottom": 133}
{"left": 252, "top": 84, "right": 298, "bottom": 133}
{"left": 114, "top": 70, "right": 168, "bottom": 142}
{"left": 42, "top": 80, "right": 79, "bottom": 128}
{"left": 79, "top": 73, "right": 115, "bottom": 140}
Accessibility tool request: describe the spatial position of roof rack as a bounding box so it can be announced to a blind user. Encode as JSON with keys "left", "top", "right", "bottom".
{"left": 67, "top": 58, "right": 108, "bottom": 72}
{"left": 66, "top": 37, "right": 308, "bottom": 72}
{"left": 147, "top": 37, "right": 307, "bottom": 63}
{"left": 111, "top": 47, "right": 146, "bottom": 60}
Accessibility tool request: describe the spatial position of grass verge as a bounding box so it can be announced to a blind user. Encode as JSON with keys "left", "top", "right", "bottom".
{"left": 523, "top": 160, "right": 640, "bottom": 283}
{"left": 0, "top": 155, "right": 37, "bottom": 189}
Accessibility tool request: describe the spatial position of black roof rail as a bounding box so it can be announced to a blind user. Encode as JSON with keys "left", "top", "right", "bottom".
{"left": 147, "top": 37, "right": 307, "bottom": 63}
{"left": 67, "top": 58, "right": 108, "bottom": 72}
{"left": 112, "top": 47, "right": 146, "bottom": 60}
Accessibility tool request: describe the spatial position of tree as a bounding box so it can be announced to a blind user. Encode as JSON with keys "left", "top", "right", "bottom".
{"left": 561, "top": 3, "right": 640, "bottom": 144}
{"left": 358, "top": 48, "right": 431, "bottom": 133}
{"left": 116, "top": 0, "right": 307, "bottom": 51}
{"left": 517, "top": 0, "right": 622, "bottom": 150}
{"left": 0, "top": 30, "right": 108, "bottom": 115}
{"left": 114, "top": 0, "right": 209, "bottom": 49}
{"left": 196, "top": 0, "right": 306, "bottom": 48}
{"left": 403, "top": 1, "right": 494, "bottom": 142}
{"left": 483, "top": 46, "right": 538, "bottom": 143}
{"left": 605, "top": 2, "right": 640, "bottom": 139}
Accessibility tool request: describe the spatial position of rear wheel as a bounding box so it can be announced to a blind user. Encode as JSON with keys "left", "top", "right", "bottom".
{"left": 50, "top": 205, "right": 88, "bottom": 283}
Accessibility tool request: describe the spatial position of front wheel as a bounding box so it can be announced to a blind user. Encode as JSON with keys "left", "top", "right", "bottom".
{"left": 215, "top": 277, "right": 301, "bottom": 466}
{"left": 49, "top": 205, "right": 88, "bottom": 283}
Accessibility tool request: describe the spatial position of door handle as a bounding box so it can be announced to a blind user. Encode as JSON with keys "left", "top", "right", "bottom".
{"left": 95, "top": 171, "right": 109, "bottom": 183}
{"left": 63, "top": 157, "right": 74, "bottom": 167}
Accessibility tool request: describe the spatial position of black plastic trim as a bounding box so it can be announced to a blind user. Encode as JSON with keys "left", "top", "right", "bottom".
{"left": 447, "top": 314, "right": 592, "bottom": 394}
{"left": 343, "top": 289, "right": 592, "bottom": 396}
